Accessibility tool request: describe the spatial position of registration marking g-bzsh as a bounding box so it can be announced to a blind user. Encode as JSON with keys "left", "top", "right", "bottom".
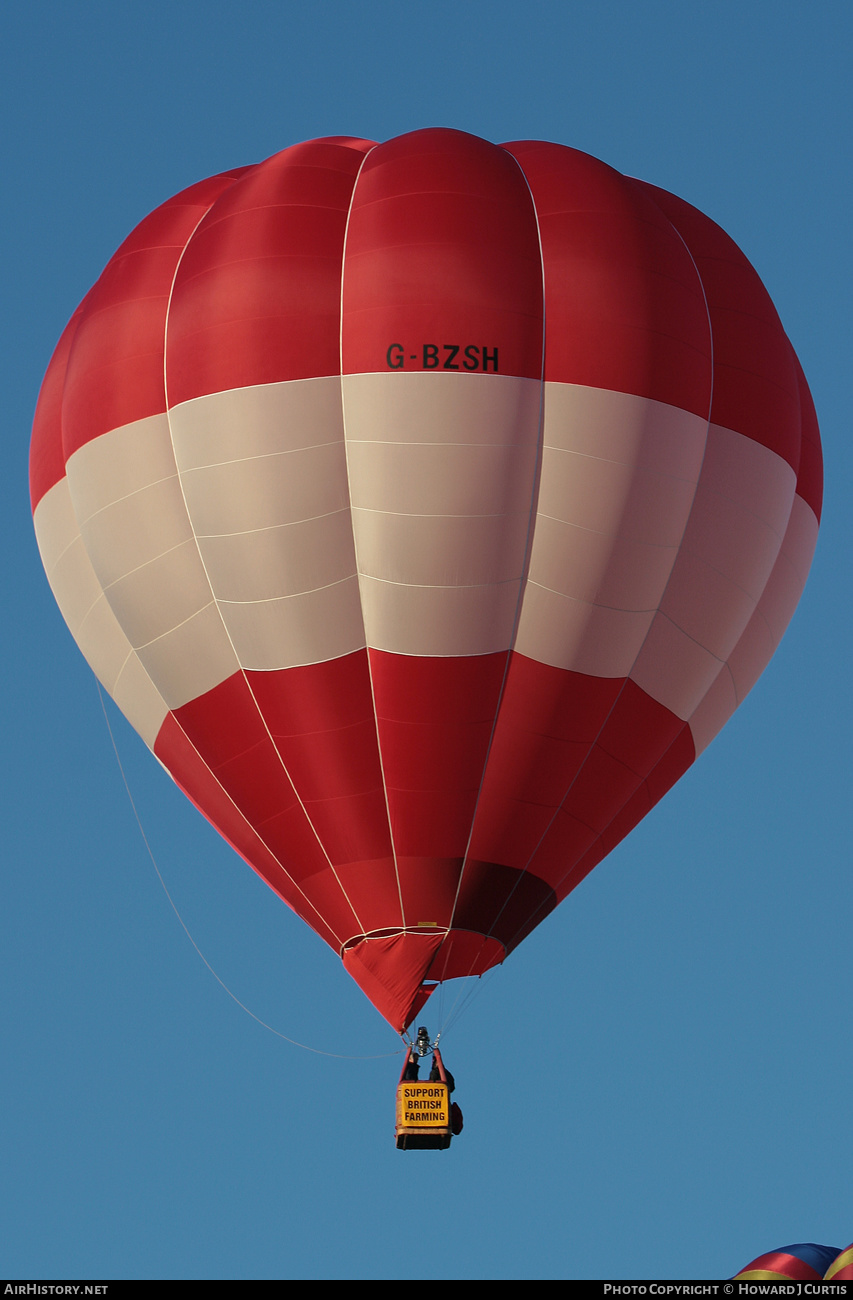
{"left": 386, "top": 344, "right": 499, "bottom": 372}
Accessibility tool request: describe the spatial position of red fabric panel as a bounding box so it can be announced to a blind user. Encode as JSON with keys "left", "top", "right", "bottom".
{"left": 369, "top": 650, "right": 508, "bottom": 868}
{"left": 61, "top": 173, "right": 244, "bottom": 457}
{"left": 537, "top": 720, "right": 694, "bottom": 915}
{"left": 172, "top": 672, "right": 333, "bottom": 882}
{"left": 793, "top": 349, "right": 823, "bottom": 519}
{"left": 165, "top": 138, "right": 375, "bottom": 403}
{"left": 469, "top": 659, "right": 623, "bottom": 870}
{"left": 153, "top": 711, "right": 345, "bottom": 949}
{"left": 389, "top": 857, "right": 461, "bottom": 930}
{"left": 461, "top": 656, "right": 695, "bottom": 954}
{"left": 644, "top": 723, "right": 696, "bottom": 805}
{"left": 526, "top": 714, "right": 694, "bottom": 910}
{"left": 451, "top": 858, "right": 556, "bottom": 948}
{"left": 735, "top": 1250, "right": 827, "bottom": 1281}
{"left": 503, "top": 140, "right": 712, "bottom": 416}
{"left": 342, "top": 928, "right": 508, "bottom": 1030}
{"left": 168, "top": 655, "right": 405, "bottom": 938}
{"left": 30, "top": 300, "right": 86, "bottom": 508}
{"left": 634, "top": 179, "right": 801, "bottom": 472}
{"left": 596, "top": 678, "right": 687, "bottom": 774}
{"left": 826, "top": 1246, "right": 853, "bottom": 1281}
{"left": 343, "top": 931, "right": 443, "bottom": 1032}
{"left": 170, "top": 659, "right": 401, "bottom": 922}
{"left": 247, "top": 655, "right": 391, "bottom": 866}
{"left": 424, "top": 930, "right": 505, "bottom": 982}
{"left": 341, "top": 127, "right": 544, "bottom": 380}
{"left": 321, "top": 857, "right": 403, "bottom": 935}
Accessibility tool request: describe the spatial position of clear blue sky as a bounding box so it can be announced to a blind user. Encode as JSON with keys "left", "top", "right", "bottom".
{"left": 4, "top": 0, "right": 851, "bottom": 1281}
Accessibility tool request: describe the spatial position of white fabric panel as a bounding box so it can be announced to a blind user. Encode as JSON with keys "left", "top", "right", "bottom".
{"left": 688, "top": 495, "right": 819, "bottom": 755}
{"left": 542, "top": 382, "right": 707, "bottom": 474}
{"left": 66, "top": 414, "right": 178, "bottom": 520}
{"left": 166, "top": 379, "right": 365, "bottom": 670}
{"left": 197, "top": 510, "right": 356, "bottom": 602}
{"left": 342, "top": 371, "right": 542, "bottom": 656}
{"left": 167, "top": 377, "right": 346, "bottom": 468}
{"left": 217, "top": 577, "right": 366, "bottom": 670}
{"left": 75, "top": 587, "right": 170, "bottom": 747}
{"left": 33, "top": 478, "right": 169, "bottom": 747}
{"left": 535, "top": 441, "right": 700, "bottom": 549}
{"left": 515, "top": 383, "right": 708, "bottom": 675}
{"left": 178, "top": 441, "right": 350, "bottom": 535}
{"left": 659, "top": 548, "right": 757, "bottom": 659}
{"left": 31, "top": 474, "right": 80, "bottom": 572}
{"left": 344, "top": 441, "right": 538, "bottom": 517}
{"left": 352, "top": 508, "right": 531, "bottom": 587}
{"left": 341, "top": 371, "right": 542, "bottom": 446}
{"left": 79, "top": 478, "right": 195, "bottom": 589}
{"left": 108, "top": 647, "right": 169, "bottom": 749}
{"left": 357, "top": 576, "right": 523, "bottom": 657}
{"left": 41, "top": 372, "right": 810, "bottom": 731}
{"left": 658, "top": 427, "right": 795, "bottom": 642}
{"left": 632, "top": 426, "right": 796, "bottom": 716}
{"left": 526, "top": 513, "right": 677, "bottom": 607}
{"left": 514, "top": 582, "right": 656, "bottom": 677}
{"left": 686, "top": 664, "right": 739, "bottom": 760}
{"left": 756, "top": 492, "right": 821, "bottom": 634}
{"left": 631, "top": 613, "right": 727, "bottom": 719}
{"left": 103, "top": 538, "right": 214, "bottom": 647}
{"left": 135, "top": 601, "right": 239, "bottom": 708}
{"left": 64, "top": 414, "right": 238, "bottom": 708}
{"left": 43, "top": 532, "right": 103, "bottom": 636}
{"left": 68, "top": 415, "right": 198, "bottom": 639}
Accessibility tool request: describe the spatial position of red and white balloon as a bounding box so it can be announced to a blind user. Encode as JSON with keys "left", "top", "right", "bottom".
{"left": 30, "top": 129, "right": 822, "bottom": 1031}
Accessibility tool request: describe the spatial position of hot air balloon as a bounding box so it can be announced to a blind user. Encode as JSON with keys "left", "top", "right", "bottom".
{"left": 734, "top": 1243, "right": 843, "bottom": 1281}
{"left": 30, "top": 128, "right": 822, "bottom": 1036}
{"left": 824, "top": 1244, "right": 853, "bottom": 1281}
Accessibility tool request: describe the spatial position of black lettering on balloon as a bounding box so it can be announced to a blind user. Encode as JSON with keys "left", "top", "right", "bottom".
{"left": 383, "top": 343, "right": 500, "bottom": 371}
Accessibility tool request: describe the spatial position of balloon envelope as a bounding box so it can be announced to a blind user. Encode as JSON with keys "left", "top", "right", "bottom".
{"left": 734, "top": 1244, "right": 842, "bottom": 1280}
{"left": 825, "top": 1244, "right": 853, "bottom": 1280}
{"left": 30, "top": 129, "right": 822, "bottom": 1032}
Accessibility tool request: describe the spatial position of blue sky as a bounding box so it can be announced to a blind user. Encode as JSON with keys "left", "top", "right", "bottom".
{"left": 3, "top": 0, "right": 851, "bottom": 1281}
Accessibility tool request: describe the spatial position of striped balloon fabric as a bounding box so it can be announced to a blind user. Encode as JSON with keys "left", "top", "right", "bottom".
{"left": 825, "top": 1244, "right": 853, "bottom": 1281}
{"left": 734, "top": 1243, "right": 847, "bottom": 1280}
{"left": 30, "top": 129, "right": 822, "bottom": 1031}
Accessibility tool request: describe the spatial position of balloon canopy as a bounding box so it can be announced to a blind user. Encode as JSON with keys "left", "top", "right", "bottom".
{"left": 30, "top": 129, "right": 822, "bottom": 1033}
{"left": 734, "top": 1243, "right": 847, "bottom": 1281}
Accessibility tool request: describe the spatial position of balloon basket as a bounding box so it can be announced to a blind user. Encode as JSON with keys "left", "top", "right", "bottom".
{"left": 395, "top": 1080, "right": 452, "bottom": 1151}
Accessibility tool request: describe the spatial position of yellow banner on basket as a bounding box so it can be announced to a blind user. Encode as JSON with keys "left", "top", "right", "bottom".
{"left": 396, "top": 1082, "right": 450, "bottom": 1130}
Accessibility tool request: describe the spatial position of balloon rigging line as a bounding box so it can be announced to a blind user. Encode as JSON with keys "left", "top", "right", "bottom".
{"left": 433, "top": 961, "right": 497, "bottom": 1042}
{"left": 95, "top": 683, "right": 401, "bottom": 1061}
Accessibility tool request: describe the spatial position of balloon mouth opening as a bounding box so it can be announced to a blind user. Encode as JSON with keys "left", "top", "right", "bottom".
{"left": 341, "top": 928, "right": 505, "bottom": 1032}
